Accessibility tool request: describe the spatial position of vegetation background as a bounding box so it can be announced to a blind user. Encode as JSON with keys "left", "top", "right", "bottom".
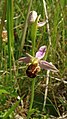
{"left": 0, "top": 0, "right": 67, "bottom": 118}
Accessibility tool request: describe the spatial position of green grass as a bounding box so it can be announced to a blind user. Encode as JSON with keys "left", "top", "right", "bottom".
{"left": 0, "top": 0, "right": 67, "bottom": 118}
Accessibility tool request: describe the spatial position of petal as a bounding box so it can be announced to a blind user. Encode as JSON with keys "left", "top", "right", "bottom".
{"left": 37, "top": 21, "right": 47, "bottom": 27}
{"left": 18, "top": 53, "right": 33, "bottom": 63}
{"left": 18, "top": 57, "right": 31, "bottom": 64}
{"left": 39, "top": 60, "right": 59, "bottom": 72}
{"left": 35, "top": 46, "right": 47, "bottom": 59}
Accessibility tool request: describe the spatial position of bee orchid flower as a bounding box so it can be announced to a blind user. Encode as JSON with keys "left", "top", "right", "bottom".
{"left": 18, "top": 46, "right": 59, "bottom": 78}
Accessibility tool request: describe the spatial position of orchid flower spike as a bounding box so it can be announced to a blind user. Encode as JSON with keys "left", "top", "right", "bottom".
{"left": 29, "top": 11, "right": 47, "bottom": 27}
{"left": 18, "top": 46, "right": 59, "bottom": 78}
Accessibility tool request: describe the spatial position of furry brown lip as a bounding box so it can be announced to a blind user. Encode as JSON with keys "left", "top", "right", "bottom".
{"left": 26, "top": 63, "right": 40, "bottom": 78}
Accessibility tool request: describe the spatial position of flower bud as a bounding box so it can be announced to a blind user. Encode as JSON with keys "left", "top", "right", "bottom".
{"left": 29, "top": 11, "right": 37, "bottom": 23}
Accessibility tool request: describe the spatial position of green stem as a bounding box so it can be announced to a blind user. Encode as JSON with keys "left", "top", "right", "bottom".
{"left": 7, "top": 0, "right": 14, "bottom": 79}
{"left": 31, "top": 15, "right": 40, "bottom": 56}
{"left": 27, "top": 10, "right": 40, "bottom": 119}
{"left": 30, "top": 78, "right": 35, "bottom": 110}
{"left": 27, "top": 78, "right": 35, "bottom": 119}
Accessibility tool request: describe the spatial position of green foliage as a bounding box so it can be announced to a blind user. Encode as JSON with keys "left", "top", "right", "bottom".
{"left": 0, "top": 89, "right": 9, "bottom": 94}
{"left": 0, "top": 0, "right": 67, "bottom": 118}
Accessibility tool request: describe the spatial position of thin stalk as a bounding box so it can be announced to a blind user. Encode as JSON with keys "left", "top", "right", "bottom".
{"left": 31, "top": 15, "right": 41, "bottom": 56}
{"left": 27, "top": 8, "right": 40, "bottom": 119}
{"left": 21, "top": 0, "right": 32, "bottom": 51}
{"left": 29, "top": 78, "right": 35, "bottom": 110}
{"left": 42, "top": 0, "right": 51, "bottom": 46}
{"left": 27, "top": 78, "right": 35, "bottom": 119}
{"left": 43, "top": 70, "right": 50, "bottom": 111}
{"left": 7, "top": 0, "right": 14, "bottom": 79}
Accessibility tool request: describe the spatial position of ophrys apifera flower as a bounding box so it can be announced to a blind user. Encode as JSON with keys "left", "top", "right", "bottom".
{"left": 18, "top": 46, "right": 58, "bottom": 78}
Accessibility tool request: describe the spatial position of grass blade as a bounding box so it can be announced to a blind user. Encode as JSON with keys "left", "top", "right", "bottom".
{"left": 7, "top": 0, "right": 14, "bottom": 79}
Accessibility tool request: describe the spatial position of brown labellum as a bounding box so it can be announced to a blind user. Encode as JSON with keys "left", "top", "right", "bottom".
{"left": 26, "top": 63, "right": 40, "bottom": 78}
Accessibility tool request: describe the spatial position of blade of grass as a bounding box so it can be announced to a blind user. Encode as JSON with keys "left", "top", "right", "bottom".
{"left": 21, "top": 0, "right": 32, "bottom": 51}
{"left": 3, "top": 95, "right": 24, "bottom": 119}
{"left": 7, "top": 0, "right": 14, "bottom": 79}
{"left": 46, "top": 97, "right": 60, "bottom": 116}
